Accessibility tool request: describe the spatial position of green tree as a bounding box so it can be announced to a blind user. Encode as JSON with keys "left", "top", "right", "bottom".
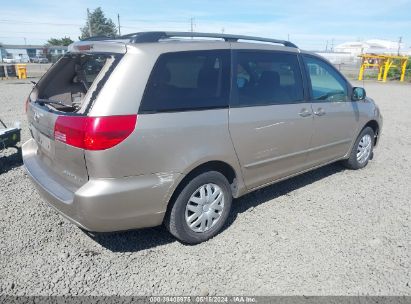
{"left": 80, "top": 7, "right": 117, "bottom": 40}
{"left": 46, "top": 36, "right": 74, "bottom": 46}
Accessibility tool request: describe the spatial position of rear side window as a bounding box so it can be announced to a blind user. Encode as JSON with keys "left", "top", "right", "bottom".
{"left": 140, "top": 50, "right": 230, "bottom": 113}
{"left": 235, "top": 51, "right": 304, "bottom": 106}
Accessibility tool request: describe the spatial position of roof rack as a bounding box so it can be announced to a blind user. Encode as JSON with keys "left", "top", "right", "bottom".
{"left": 119, "top": 31, "right": 298, "bottom": 48}
{"left": 81, "top": 35, "right": 114, "bottom": 41}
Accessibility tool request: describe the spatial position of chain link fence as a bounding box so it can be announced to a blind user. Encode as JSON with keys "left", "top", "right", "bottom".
{"left": 1, "top": 61, "right": 410, "bottom": 82}
{"left": 0, "top": 63, "right": 52, "bottom": 79}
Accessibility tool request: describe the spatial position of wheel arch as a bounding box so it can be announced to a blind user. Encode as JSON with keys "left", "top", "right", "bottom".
{"left": 363, "top": 120, "right": 380, "bottom": 145}
{"left": 164, "top": 160, "right": 241, "bottom": 215}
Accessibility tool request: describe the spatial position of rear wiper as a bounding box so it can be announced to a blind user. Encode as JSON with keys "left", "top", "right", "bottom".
{"left": 35, "top": 99, "right": 76, "bottom": 109}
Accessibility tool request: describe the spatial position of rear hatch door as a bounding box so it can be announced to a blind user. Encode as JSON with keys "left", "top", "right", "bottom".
{"left": 27, "top": 104, "right": 88, "bottom": 191}
{"left": 26, "top": 42, "right": 126, "bottom": 191}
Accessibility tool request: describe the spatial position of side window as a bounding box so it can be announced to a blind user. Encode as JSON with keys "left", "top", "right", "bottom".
{"left": 140, "top": 50, "right": 230, "bottom": 113}
{"left": 303, "top": 56, "right": 348, "bottom": 102}
{"left": 235, "top": 51, "right": 304, "bottom": 106}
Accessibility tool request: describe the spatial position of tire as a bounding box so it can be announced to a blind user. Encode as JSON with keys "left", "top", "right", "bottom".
{"left": 165, "top": 171, "right": 232, "bottom": 244}
{"left": 343, "top": 127, "right": 375, "bottom": 170}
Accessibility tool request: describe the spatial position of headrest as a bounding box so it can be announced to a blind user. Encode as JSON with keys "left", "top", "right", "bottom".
{"left": 259, "top": 71, "right": 280, "bottom": 87}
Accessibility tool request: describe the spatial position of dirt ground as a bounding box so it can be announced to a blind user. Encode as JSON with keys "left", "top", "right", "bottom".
{"left": 0, "top": 79, "right": 410, "bottom": 295}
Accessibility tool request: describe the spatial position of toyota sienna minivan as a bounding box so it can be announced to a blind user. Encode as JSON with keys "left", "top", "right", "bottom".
{"left": 23, "top": 32, "right": 382, "bottom": 244}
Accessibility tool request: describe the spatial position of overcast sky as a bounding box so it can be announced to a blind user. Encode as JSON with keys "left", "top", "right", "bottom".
{"left": 1, "top": 0, "right": 410, "bottom": 50}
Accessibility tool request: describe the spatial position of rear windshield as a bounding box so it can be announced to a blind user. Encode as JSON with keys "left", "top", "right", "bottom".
{"left": 34, "top": 53, "right": 121, "bottom": 113}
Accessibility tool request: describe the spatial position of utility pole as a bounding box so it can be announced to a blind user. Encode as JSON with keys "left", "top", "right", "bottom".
{"left": 287, "top": 33, "right": 290, "bottom": 41}
{"left": 325, "top": 40, "right": 328, "bottom": 52}
{"left": 397, "top": 36, "right": 402, "bottom": 55}
{"left": 331, "top": 38, "right": 334, "bottom": 52}
{"left": 23, "top": 37, "right": 27, "bottom": 45}
{"left": 87, "top": 8, "right": 92, "bottom": 37}
{"left": 190, "top": 17, "right": 195, "bottom": 33}
{"left": 117, "top": 13, "right": 121, "bottom": 36}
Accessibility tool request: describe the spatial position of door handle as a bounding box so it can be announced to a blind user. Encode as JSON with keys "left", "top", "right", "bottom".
{"left": 299, "top": 108, "right": 312, "bottom": 117}
{"left": 314, "top": 108, "right": 326, "bottom": 116}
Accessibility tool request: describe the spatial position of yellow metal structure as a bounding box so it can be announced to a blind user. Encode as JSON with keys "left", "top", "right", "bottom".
{"left": 358, "top": 54, "right": 408, "bottom": 82}
{"left": 15, "top": 64, "right": 27, "bottom": 79}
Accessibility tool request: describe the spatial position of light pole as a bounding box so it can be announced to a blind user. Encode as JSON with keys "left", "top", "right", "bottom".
{"left": 117, "top": 14, "right": 121, "bottom": 36}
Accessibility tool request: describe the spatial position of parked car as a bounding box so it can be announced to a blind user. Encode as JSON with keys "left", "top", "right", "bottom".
{"left": 38, "top": 57, "right": 49, "bottom": 64}
{"left": 2, "top": 58, "right": 15, "bottom": 63}
{"left": 30, "top": 56, "right": 49, "bottom": 63}
{"left": 2, "top": 56, "right": 29, "bottom": 63}
{"left": 22, "top": 32, "right": 383, "bottom": 244}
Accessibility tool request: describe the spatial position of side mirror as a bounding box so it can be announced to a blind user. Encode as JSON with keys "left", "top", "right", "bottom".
{"left": 352, "top": 87, "right": 366, "bottom": 101}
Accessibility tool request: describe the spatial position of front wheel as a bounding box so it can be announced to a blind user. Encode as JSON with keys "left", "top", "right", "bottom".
{"left": 165, "top": 171, "right": 232, "bottom": 244}
{"left": 343, "top": 127, "right": 375, "bottom": 170}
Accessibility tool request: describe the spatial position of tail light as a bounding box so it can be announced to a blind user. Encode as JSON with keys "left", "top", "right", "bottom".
{"left": 54, "top": 115, "right": 137, "bottom": 150}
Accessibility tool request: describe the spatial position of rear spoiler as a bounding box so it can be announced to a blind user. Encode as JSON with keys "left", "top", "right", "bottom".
{"left": 68, "top": 40, "right": 127, "bottom": 54}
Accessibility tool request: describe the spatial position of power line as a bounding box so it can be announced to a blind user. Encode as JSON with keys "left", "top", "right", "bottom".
{"left": 0, "top": 18, "right": 189, "bottom": 26}
{"left": 0, "top": 19, "right": 81, "bottom": 26}
{"left": 123, "top": 18, "right": 187, "bottom": 23}
{"left": 0, "top": 17, "right": 407, "bottom": 50}
{"left": 0, "top": 30, "right": 65, "bottom": 35}
{"left": 0, "top": 35, "right": 51, "bottom": 39}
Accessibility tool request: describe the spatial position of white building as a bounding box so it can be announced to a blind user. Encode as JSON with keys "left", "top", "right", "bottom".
{"left": 316, "top": 51, "right": 357, "bottom": 64}
{"left": 0, "top": 45, "right": 68, "bottom": 63}
{"left": 334, "top": 39, "right": 406, "bottom": 56}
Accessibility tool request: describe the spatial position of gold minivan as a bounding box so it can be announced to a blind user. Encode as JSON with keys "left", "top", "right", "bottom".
{"left": 23, "top": 32, "right": 382, "bottom": 244}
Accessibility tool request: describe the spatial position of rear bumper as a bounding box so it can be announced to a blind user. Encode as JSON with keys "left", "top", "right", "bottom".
{"left": 22, "top": 139, "right": 181, "bottom": 232}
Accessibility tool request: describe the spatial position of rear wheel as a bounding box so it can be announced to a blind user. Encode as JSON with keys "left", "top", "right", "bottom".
{"left": 343, "top": 127, "right": 374, "bottom": 170}
{"left": 165, "top": 171, "right": 232, "bottom": 244}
